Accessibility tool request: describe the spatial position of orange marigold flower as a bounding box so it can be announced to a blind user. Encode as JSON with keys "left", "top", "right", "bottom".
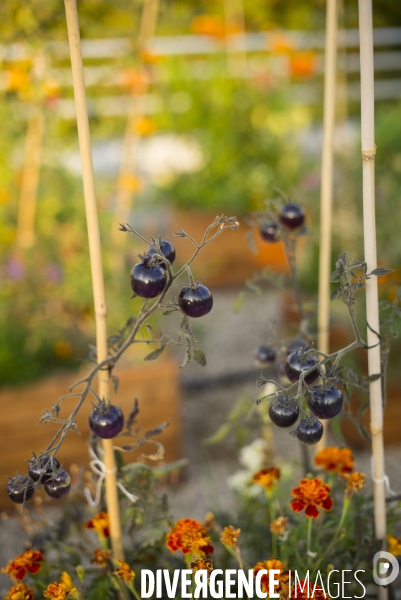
{"left": 4, "top": 582, "right": 34, "bottom": 600}
{"left": 43, "top": 582, "right": 73, "bottom": 600}
{"left": 220, "top": 525, "right": 241, "bottom": 548}
{"left": 290, "top": 478, "right": 333, "bottom": 519}
{"left": 190, "top": 558, "right": 214, "bottom": 577}
{"left": 166, "top": 519, "right": 214, "bottom": 556}
{"left": 90, "top": 548, "right": 111, "bottom": 568}
{"left": 387, "top": 535, "right": 401, "bottom": 557}
{"left": 113, "top": 560, "right": 135, "bottom": 582}
{"left": 270, "top": 516, "right": 288, "bottom": 536}
{"left": 253, "top": 559, "right": 289, "bottom": 595}
{"left": 2, "top": 550, "right": 44, "bottom": 580}
{"left": 345, "top": 472, "right": 366, "bottom": 496}
{"left": 84, "top": 512, "right": 110, "bottom": 537}
{"left": 314, "top": 447, "right": 354, "bottom": 476}
{"left": 252, "top": 468, "right": 280, "bottom": 491}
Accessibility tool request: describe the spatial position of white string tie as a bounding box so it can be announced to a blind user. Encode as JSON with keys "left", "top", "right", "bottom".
{"left": 84, "top": 447, "right": 138, "bottom": 507}
{"left": 370, "top": 457, "right": 398, "bottom": 497}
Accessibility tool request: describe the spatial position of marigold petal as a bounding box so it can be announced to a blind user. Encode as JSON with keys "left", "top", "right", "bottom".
{"left": 290, "top": 500, "right": 304, "bottom": 513}
{"left": 305, "top": 504, "right": 319, "bottom": 518}
{"left": 321, "top": 497, "right": 334, "bottom": 511}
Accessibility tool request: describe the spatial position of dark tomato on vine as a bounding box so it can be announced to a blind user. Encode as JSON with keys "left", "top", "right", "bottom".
{"left": 254, "top": 345, "right": 276, "bottom": 368}
{"left": 179, "top": 284, "right": 213, "bottom": 318}
{"left": 259, "top": 221, "right": 280, "bottom": 243}
{"left": 89, "top": 404, "right": 125, "bottom": 439}
{"left": 269, "top": 397, "right": 299, "bottom": 428}
{"left": 130, "top": 257, "right": 167, "bottom": 299}
{"left": 307, "top": 385, "right": 343, "bottom": 420}
{"left": 7, "top": 475, "right": 35, "bottom": 504}
{"left": 28, "top": 455, "right": 60, "bottom": 484}
{"left": 279, "top": 203, "right": 305, "bottom": 230}
{"left": 147, "top": 239, "right": 176, "bottom": 269}
{"left": 285, "top": 352, "right": 319, "bottom": 385}
{"left": 286, "top": 338, "right": 309, "bottom": 355}
{"left": 44, "top": 469, "right": 71, "bottom": 499}
{"left": 296, "top": 419, "right": 324, "bottom": 445}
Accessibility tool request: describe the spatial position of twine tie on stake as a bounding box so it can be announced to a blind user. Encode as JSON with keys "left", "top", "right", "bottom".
{"left": 362, "top": 145, "right": 377, "bottom": 162}
{"left": 370, "top": 457, "right": 398, "bottom": 497}
{"left": 85, "top": 447, "right": 139, "bottom": 507}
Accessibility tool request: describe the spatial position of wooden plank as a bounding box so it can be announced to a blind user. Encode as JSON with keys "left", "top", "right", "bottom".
{"left": 0, "top": 358, "right": 181, "bottom": 509}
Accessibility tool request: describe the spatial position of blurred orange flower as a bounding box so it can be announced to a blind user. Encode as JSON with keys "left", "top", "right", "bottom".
{"left": 2, "top": 550, "right": 44, "bottom": 580}
{"left": 191, "top": 15, "right": 226, "bottom": 38}
{"left": 190, "top": 557, "right": 213, "bottom": 577}
{"left": 220, "top": 525, "right": 240, "bottom": 548}
{"left": 166, "top": 518, "right": 214, "bottom": 556}
{"left": 43, "top": 581, "right": 76, "bottom": 600}
{"left": 314, "top": 447, "right": 354, "bottom": 476}
{"left": 253, "top": 559, "right": 289, "bottom": 595}
{"left": 132, "top": 116, "right": 156, "bottom": 137}
{"left": 289, "top": 51, "right": 318, "bottom": 78}
{"left": 252, "top": 467, "right": 280, "bottom": 491}
{"left": 85, "top": 512, "right": 110, "bottom": 537}
{"left": 113, "top": 560, "right": 135, "bottom": 582}
{"left": 387, "top": 535, "right": 401, "bottom": 557}
{"left": 4, "top": 583, "right": 34, "bottom": 600}
{"left": 118, "top": 68, "right": 147, "bottom": 93}
{"left": 119, "top": 174, "right": 144, "bottom": 192}
{"left": 268, "top": 33, "right": 295, "bottom": 54}
{"left": 90, "top": 548, "right": 111, "bottom": 568}
{"left": 290, "top": 478, "right": 333, "bottom": 518}
{"left": 345, "top": 472, "right": 366, "bottom": 496}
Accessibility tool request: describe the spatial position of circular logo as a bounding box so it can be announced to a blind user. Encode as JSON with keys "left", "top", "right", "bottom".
{"left": 373, "top": 551, "right": 399, "bottom": 586}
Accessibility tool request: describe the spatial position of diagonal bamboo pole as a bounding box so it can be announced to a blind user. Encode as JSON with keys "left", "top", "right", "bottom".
{"left": 64, "top": 0, "right": 124, "bottom": 561}
{"left": 358, "top": 5, "right": 387, "bottom": 599}
{"left": 316, "top": 0, "right": 338, "bottom": 451}
{"left": 16, "top": 109, "right": 44, "bottom": 248}
{"left": 223, "top": 0, "right": 247, "bottom": 77}
{"left": 111, "top": 0, "right": 160, "bottom": 253}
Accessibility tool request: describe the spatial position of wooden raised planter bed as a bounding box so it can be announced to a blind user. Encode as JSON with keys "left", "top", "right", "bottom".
{"left": 0, "top": 358, "right": 181, "bottom": 510}
{"left": 167, "top": 211, "right": 290, "bottom": 288}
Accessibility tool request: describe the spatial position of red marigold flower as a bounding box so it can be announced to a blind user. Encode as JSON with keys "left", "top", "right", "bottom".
{"left": 166, "top": 519, "right": 214, "bottom": 556}
{"left": 252, "top": 468, "right": 280, "bottom": 491}
{"left": 290, "top": 478, "right": 333, "bottom": 518}
{"left": 4, "top": 582, "right": 34, "bottom": 600}
{"left": 84, "top": 512, "right": 110, "bottom": 537}
{"left": 253, "top": 559, "right": 289, "bottom": 595}
{"left": 314, "top": 447, "right": 354, "bottom": 476}
{"left": 1, "top": 550, "right": 44, "bottom": 580}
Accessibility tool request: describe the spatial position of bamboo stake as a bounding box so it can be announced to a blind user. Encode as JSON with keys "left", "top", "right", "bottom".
{"left": 111, "top": 0, "right": 159, "bottom": 251}
{"left": 16, "top": 109, "right": 44, "bottom": 248}
{"left": 358, "top": 5, "right": 387, "bottom": 599}
{"left": 223, "top": 0, "right": 247, "bottom": 76}
{"left": 316, "top": 0, "right": 338, "bottom": 451}
{"left": 63, "top": 0, "right": 124, "bottom": 561}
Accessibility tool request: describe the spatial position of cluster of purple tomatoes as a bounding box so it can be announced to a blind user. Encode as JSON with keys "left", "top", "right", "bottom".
{"left": 7, "top": 237, "right": 215, "bottom": 505}
{"left": 255, "top": 202, "right": 343, "bottom": 445}
{"left": 130, "top": 239, "right": 213, "bottom": 318}
{"left": 7, "top": 456, "right": 71, "bottom": 504}
{"left": 255, "top": 340, "right": 343, "bottom": 445}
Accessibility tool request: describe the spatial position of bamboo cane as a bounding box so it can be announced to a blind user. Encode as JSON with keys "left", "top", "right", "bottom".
{"left": 316, "top": 0, "right": 338, "bottom": 451}
{"left": 358, "top": 5, "right": 387, "bottom": 599}
{"left": 63, "top": 0, "right": 124, "bottom": 561}
{"left": 223, "top": 0, "right": 247, "bottom": 76}
{"left": 16, "top": 109, "right": 44, "bottom": 248}
{"left": 111, "top": 0, "right": 159, "bottom": 252}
